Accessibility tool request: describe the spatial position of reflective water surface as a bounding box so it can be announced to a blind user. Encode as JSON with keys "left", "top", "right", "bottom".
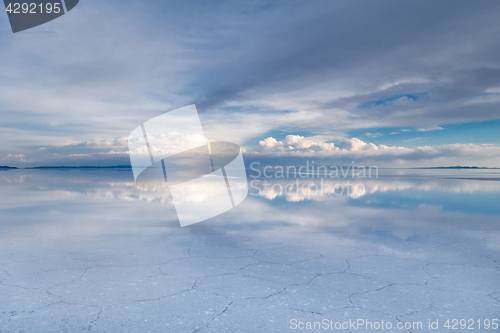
{"left": 0, "top": 168, "right": 499, "bottom": 332}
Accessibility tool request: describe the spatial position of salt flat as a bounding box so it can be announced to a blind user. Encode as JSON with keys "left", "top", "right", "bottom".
{"left": 0, "top": 169, "right": 499, "bottom": 332}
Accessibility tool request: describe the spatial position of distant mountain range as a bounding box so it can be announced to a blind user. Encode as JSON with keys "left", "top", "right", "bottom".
{"left": 1, "top": 165, "right": 498, "bottom": 170}
{"left": 1, "top": 165, "right": 131, "bottom": 170}
{"left": 414, "top": 166, "right": 500, "bottom": 169}
{"left": 26, "top": 165, "right": 132, "bottom": 169}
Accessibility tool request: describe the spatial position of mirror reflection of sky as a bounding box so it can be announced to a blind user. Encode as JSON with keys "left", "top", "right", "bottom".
{"left": 2, "top": 168, "right": 500, "bottom": 217}
{"left": 248, "top": 168, "right": 500, "bottom": 216}
{"left": 1, "top": 168, "right": 499, "bottom": 333}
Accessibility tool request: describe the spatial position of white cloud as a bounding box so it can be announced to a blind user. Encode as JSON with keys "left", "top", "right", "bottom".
{"left": 257, "top": 135, "right": 337, "bottom": 153}
{"left": 365, "top": 132, "right": 383, "bottom": 138}
{"left": 255, "top": 135, "right": 394, "bottom": 154}
{"left": 3, "top": 154, "right": 27, "bottom": 162}
{"left": 248, "top": 135, "right": 500, "bottom": 165}
{"left": 417, "top": 127, "right": 444, "bottom": 132}
{"left": 68, "top": 137, "right": 128, "bottom": 149}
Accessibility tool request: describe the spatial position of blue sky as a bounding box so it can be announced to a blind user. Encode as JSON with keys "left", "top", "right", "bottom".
{"left": 348, "top": 120, "right": 500, "bottom": 148}
{"left": 1, "top": 0, "right": 500, "bottom": 167}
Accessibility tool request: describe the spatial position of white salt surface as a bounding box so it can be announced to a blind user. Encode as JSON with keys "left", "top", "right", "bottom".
{"left": 0, "top": 169, "right": 499, "bottom": 332}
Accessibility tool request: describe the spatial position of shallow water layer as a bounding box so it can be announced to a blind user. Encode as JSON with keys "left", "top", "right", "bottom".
{"left": 0, "top": 168, "right": 499, "bottom": 332}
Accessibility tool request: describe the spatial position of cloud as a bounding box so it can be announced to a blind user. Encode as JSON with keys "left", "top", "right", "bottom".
{"left": 247, "top": 135, "right": 500, "bottom": 166}
{"left": 485, "top": 87, "right": 500, "bottom": 93}
{"left": 365, "top": 132, "right": 383, "bottom": 138}
{"left": 65, "top": 138, "right": 128, "bottom": 149}
{"left": 257, "top": 135, "right": 337, "bottom": 153}
{"left": 417, "top": 127, "right": 444, "bottom": 132}
{"left": 254, "top": 135, "right": 395, "bottom": 154}
{"left": 389, "top": 127, "right": 444, "bottom": 134}
{"left": 1, "top": 1, "right": 500, "bottom": 166}
{"left": 3, "top": 154, "right": 27, "bottom": 162}
{"left": 16, "top": 132, "right": 499, "bottom": 167}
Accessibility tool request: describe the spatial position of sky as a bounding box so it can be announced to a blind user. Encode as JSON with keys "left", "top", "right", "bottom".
{"left": 1, "top": 0, "right": 500, "bottom": 168}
